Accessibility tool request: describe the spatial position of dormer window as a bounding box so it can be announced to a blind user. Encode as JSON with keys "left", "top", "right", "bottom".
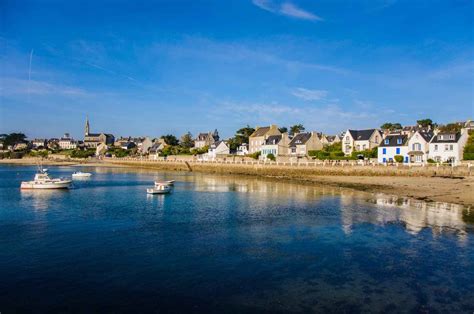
{"left": 396, "top": 138, "right": 402, "bottom": 145}
{"left": 384, "top": 139, "right": 389, "bottom": 145}
{"left": 438, "top": 135, "right": 443, "bottom": 140}
{"left": 449, "top": 134, "right": 455, "bottom": 140}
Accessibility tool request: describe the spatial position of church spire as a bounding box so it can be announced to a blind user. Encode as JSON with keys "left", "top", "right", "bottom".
{"left": 85, "top": 116, "right": 90, "bottom": 136}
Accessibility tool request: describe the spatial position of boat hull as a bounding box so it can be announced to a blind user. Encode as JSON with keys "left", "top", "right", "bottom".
{"left": 147, "top": 187, "right": 171, "bottom": 194}
{"left": 21, "top": 181, "right": 71, "bottom": 189}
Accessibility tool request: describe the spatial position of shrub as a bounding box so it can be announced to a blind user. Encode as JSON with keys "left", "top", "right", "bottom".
{"left": 427, "top": 158, "right": 436, "bottom": 163}
{"left": 248, "top": 151, "right": 261, "bottom": 160}
{"left": 70, "top": 149, "right": 95, "bottom": 158}
{"left": 266, "top": 153, "right": 276, "bottom": 161}
{"left": 394, "top": 155, "right": 404, "bottom": 163}
{"left": 463, "top": 153, "right": 474, "bottom": 160}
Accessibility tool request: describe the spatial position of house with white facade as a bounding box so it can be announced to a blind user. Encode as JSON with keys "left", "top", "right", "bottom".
{"left": 207, "top": 141, "right": 230, "bottom": 160}
{"left": 342, "top": 129, "right": 382, "bottom": 156}
{"left": 406, "top": 130, "right": 434, "bottom": 164}
{"left": 32, "top": 139, "right": 47, "bottom": 149}
{"left": 58, "top": 133, "right": 78, "bottom": 150}
{"left": 236, "top": 143, "right": 248, "bottom": 156}
{"left": 249, "top": 125, "right": 281, "bottom": 154}
{"left": 260, "top": 133, "right": 290, "bottom": 160}
{"left": 288, "top": 132, "right": 323, "bottom": 157}
{"left": 377, "top": 134, "right": 409, "bottom": 163}
{"left": 428, "top": 130, "right": 469, "bottom": 163}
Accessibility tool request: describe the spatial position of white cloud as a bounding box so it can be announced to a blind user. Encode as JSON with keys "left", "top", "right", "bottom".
{"left": 280, "top": 3, "right": 323, "bottom": 21}
{"left": 292, "top": 88, "right": 328, "bottom": 101}
{"left": 252, "top": 0, "right": 323, "bottom": 21}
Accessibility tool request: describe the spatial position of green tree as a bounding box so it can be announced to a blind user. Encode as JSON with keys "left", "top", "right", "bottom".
{"left": 180, "top": 132, "right": 194, "bottom": 148}
{"left": 417, "top": 119, "right": 433, "bottom": 127}
{"left": 2, "top": 133, "right": 27, "bottom": 147}
{"left": 266, "top": 153, "right": 276, "bottom": 161}
{"left": 278, "top": 127, "right": 288, "bottom": 133}
{"left": 290, "top": 124, "right": 305, "bottom": 135}
{"left": 380, "top": 123, "right": 402, "bottom": 130}
{"left": 228, "top": 125, "right": 255, "bottom": 150}
{"left": 161, "top": 134, "right": 179, "bottom": 146}
{"left": 439, "top": 123, "right": 463, "bottom": 133}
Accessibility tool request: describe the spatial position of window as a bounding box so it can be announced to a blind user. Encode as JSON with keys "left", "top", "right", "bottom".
{"left": 383, "top": 148, "right": 386, "bottom": 155}
{"left": 413, "top": 143, "right": 421, "bottom": 151}
{"left": 405, "top": 156, "right": 408, "bottom": 163}
{"left": 396, "top": 148, "right": 400, "bottom": 154}
{"left": 362, "top": 144, "right": 366, "bottom": 150}
{"left": 434, "top": 145, "right": 438, "bottom": 151}
{"left": 449, "top": 145, "right": 453, "bottom": 151}
{"left": 383, "top": 158, "right": 386, "bottom": 163}
{"left": 397, "top": 138, "right": 402, "bottom": 145}
{"left": 375, "top": 136, "right": 379, "bottom": 144}
{"left": 384, "top": 139, "right": 389, "bottom": 145}
{"left": 445, "top": 144, "right": 449, "bottom": 151}
{"left": 449, "top": 134, "right": 455, "bottom": 140}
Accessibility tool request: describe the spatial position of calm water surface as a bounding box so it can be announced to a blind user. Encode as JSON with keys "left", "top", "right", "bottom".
{"left": 0, "top": 165, "right": 473, "bottom": 313}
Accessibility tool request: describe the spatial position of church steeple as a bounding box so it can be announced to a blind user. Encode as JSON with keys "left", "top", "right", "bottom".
{"left": 85, "top": 116, "right": 90, "bottom": 136}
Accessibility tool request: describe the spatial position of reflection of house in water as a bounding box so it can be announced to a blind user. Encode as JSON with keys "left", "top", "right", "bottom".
{"left": 341, "top": 195, "right": 470, "bottom": 242}
{"left": 192, "top": 175, "right": 342, "bottom": 203}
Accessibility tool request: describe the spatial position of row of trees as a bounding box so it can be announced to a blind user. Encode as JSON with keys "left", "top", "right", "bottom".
{"left": 380, "top": 118, "right": 463, "bottom": 133}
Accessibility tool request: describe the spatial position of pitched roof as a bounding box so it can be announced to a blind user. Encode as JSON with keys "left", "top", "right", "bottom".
{"left": 431, "top": 132, "right": 462, "bottom": 143}
{"left": 348, "top": 129, "right": 377, "bottom": 141}
{"left": 416, "top": 131, "right": 434, "bottom": 143}
{"left": 380, "top": 134, "right": 408, "bottom": 147}
{"left": 251, "top": 126, "right": 271, "bottom": 137}
{"left": 265, "top": 135, "right": 282, "bottom": 145}
{"left": 289, "top": 133, "right": 312, "bottom": 147}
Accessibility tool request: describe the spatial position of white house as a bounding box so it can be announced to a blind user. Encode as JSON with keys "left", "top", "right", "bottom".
{"left": 342, "top": 129, "right": 382, "bottom": 156}
{"left": 32, "top": 139, "right": 47, "bottom": 149}
{"left": 406, "top": 130, "right": 434, "bottom": 164}
{"left": 428, "top": 130, "right": 469, "bottom": 163}
{"left": 236, "top": 143, "right": 248, "bottom": 156}
{"left": 58, "top": 133, "right": 77, "bottom": 150}
{"left": 378, "top": 134, "right": 409, "bottom": 163}
{"left": 207, "top": 141, "right": 230, "bottom": 160}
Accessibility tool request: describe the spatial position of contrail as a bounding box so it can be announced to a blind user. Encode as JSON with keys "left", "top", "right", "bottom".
{"left": 27, "top": 49, "right": 34, "bottom": 105}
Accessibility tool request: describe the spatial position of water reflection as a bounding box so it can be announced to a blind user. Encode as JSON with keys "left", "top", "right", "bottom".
{"left": 20, "top": 189, "right": 69, "bottom": 212}
{"left": 342, "top": 194, "right": 472, "bottom": 241}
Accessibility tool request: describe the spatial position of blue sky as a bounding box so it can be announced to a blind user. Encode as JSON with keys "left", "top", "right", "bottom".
{"left": 1, "top": 0, "right": 473, "bottom": 139}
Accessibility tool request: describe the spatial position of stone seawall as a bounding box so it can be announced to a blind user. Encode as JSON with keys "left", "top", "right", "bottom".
{"left": 104, "top": 159, "right": 473, "bottom": 178}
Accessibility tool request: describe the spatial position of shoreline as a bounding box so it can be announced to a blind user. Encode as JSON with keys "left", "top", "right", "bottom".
{"left": 1, "top": 158, "right": 473, "bottom": 207}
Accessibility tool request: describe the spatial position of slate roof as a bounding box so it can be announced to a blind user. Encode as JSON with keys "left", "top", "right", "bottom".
{"left": 196, "top": 133, "right": 210, "bottom": 141}
{"left": 430, "top": 132, "right": 462, "bottom": 143}
{"left": 265, "top": 135, "right": 282, "bottom": 145}
{"left": 417, "top": 131, "right": 434, "bottom": 143}
{"left": 251, "top": 126, "right": 271, "bottom": 137}
{"left": 348, "top": 129, "right": 377, "bottom": 141}
{"left": 380, "top": 134, "right": 408, "bottom": 147}
{"left": 289, "top": 133, "right": 312, "bottom": 147}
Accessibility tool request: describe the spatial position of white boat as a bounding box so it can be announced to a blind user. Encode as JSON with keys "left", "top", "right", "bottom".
{"left": 147, "top": 184, "right": 172, "bottom": 195}
{"left": 154, "top": 180, "right": 175, "bottom": 186}
{"left": 21, "top": 170, "right": 72, "bottom": 189}
{"left": 72, "top": 171, "right": 92, "bottom": 178}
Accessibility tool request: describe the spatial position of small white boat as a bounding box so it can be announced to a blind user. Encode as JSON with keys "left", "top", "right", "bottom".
{"left": 21, "top": 170, "right": 72, "bottom": 189}
{"left": 72, "top": 171, "right": 92, "bottom": 178}
{"left": 154, "top": 180, "right": 175, "bottom": 186}
{"left": 147, "top": 184, "right": 172, "bottom": 195}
